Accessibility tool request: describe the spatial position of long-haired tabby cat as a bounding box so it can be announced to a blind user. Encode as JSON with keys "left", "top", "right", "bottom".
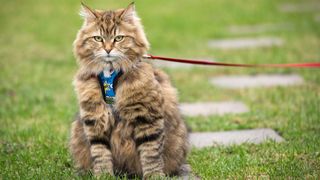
{"left": 69, "top": 2, "right": 189, "bottom": 178}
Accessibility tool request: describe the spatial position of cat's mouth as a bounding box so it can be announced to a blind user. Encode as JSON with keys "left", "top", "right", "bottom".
{"left": 101, "top": 55, "right": 119, "bottom": 62}
{"left": 94, "top": 51, "right": 120, "bottom": 62}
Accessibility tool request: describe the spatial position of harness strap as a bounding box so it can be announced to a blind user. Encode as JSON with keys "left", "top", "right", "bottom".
{"left": 98, "top": 70, "right": 123, "bottom": 104}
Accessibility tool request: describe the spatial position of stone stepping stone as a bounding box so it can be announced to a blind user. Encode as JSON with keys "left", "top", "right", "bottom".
{"left": 208, "top": 37, "right": 283, "bottom": 50}
{"left": 315, "top": 15, "right": 320, "bottom": 22}
{"left": 279, "top": 2, "right": 320, "bottom": 13}
{"left": 180, "top": 101, "right": 249, "bottom": 117}
{"left": 190, "top": 128, "right": 284, "bottom": 148}
{"left": 228, "top": 23, "right": 293, "bottom": 34}
{"left": 210, "top": 74, "right": 303, "bottom": 89}
{"left": 153, "top": 58, "right": 215, "bottom": 69}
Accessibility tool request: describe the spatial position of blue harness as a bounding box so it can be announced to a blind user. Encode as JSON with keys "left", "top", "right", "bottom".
{"left": 98, "top": 70, "right": 122, "bottom": 104}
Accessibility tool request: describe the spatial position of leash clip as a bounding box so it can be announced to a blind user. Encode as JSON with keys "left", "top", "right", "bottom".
{"left": 142, "top": 54, "right": 152, "bottom": 59}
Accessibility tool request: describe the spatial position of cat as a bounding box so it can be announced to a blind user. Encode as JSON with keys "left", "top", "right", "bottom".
{"left": 69, "top": 2, "right": 190, "bottom": 179}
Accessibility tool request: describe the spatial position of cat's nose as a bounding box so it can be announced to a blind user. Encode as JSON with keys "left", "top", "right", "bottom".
{"left": 105, "top": 49, "right": 112, "bottom": 54}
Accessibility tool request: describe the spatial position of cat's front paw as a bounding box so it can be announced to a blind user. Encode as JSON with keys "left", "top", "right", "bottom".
{"left": 143, "top": 172, "right": 165, "bottom": 180}
{"left": 92, "top": 165, "right": 114, "bottom": 177}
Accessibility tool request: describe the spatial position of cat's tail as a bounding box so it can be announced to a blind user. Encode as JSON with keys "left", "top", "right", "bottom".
{"left": 178, "top": 164, "right": 201, "bottom": 180}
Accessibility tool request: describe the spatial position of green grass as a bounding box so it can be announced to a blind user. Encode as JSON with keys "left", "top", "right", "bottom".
{"left": 1, "top": 0, "right": 320, "bottom": 179}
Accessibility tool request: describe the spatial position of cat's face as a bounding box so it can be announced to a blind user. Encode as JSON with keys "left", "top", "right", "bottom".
{"left": 73, "top": 3, "right": 149, "bottom": 73}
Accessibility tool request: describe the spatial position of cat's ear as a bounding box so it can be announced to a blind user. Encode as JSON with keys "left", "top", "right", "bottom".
{"left": 80, "top": 2, "right": 98, "bottom": 21}
{"left": 119, "top": 2, "right": 137, "bottom": 23}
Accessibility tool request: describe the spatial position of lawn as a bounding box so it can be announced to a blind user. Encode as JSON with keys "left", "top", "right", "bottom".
{"left": 1, "top": 0, "right": 319, "bottom": 179}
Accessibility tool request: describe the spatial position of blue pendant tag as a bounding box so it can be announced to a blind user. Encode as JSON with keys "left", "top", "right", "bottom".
{"left": 98, "top": 70, "right": 120, "bottom": 104}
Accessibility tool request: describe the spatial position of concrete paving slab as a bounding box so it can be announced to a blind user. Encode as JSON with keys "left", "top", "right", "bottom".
{"left": 210, "top": 74, "right": 303, "bottom": 89}
{"left": 190, "top": 128, "right": 284, "bottom": 148}
{"left": 208, "top": 37, "right": 283, "bottom": 49}
{"left": 315, "top": 15, "right": 320, "bottom": 22}
{"left": 228, "top": 23, "right": 293, "bottom": 34}
{"left": 180, "top": 101, "right": 249, "bottom": 117}
{"left": 279, "top": 2, "right": 320, "bottom": 13}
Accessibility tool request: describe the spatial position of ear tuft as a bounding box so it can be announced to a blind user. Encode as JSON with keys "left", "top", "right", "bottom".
{"left": 79, "top": 2, "right": 98, "bottom": 20}
{"left": 120, "top": 2, "right": 137, "bottom": 23}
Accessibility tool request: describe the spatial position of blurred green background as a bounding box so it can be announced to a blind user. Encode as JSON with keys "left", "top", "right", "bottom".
{"left": 1, "top": 0, "right": 319, "bottom": 179}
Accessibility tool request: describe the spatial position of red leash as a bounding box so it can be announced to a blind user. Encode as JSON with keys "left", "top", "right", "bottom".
{"left": 143, "top": 55, "right": 320, "bottom": 68}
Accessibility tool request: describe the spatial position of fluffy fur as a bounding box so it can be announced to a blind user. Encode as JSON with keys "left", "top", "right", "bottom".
{"left": 69, "top": 3, "right": 189, "bottom": 178}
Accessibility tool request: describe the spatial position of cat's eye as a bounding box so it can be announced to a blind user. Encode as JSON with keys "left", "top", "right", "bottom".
{"left": 114, "top": 35, "right": 124, "bottom": 42}
{"left": 93, "top": 36, "right": 103, "bottom": 42}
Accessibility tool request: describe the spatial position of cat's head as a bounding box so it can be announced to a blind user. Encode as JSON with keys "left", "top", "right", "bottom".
{"left": 73, "top": 3, "right": 149, "bottom": 74}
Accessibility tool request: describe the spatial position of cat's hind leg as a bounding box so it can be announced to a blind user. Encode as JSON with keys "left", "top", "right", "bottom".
{"left": 69, "top": 116, "right": 92, "bottom": 173}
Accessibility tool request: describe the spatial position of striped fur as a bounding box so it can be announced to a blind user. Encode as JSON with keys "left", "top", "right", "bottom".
{"left": 69, "top": 3, "right": 189, "bottom": 179}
